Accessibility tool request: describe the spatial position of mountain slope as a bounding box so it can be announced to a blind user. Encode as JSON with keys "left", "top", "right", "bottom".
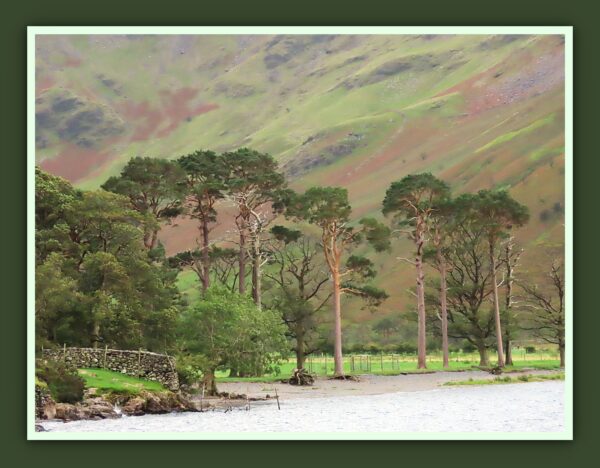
{"left": 35, "top": 34, "right": 566, "bottom": 335}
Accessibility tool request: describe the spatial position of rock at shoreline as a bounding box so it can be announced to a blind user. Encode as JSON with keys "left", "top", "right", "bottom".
{"left": 35, "top": 383, "right": 56, "bottom": 420}
{"left": 36, "top": 391, "right": 197, "bottom": 421}
{"left": 86, "top": 397, "right": 122, "bottom": 419}
{"left": 119, "top": 391, "right": 195, "bottom": 415}
{"left": 122, "top": 396, "right": 146, "bottom": 416}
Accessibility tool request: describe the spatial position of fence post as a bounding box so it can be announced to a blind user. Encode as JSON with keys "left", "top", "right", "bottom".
{"left": 137, "top": 348, "right": 142, "bottom": 378}
{"left": 103, "top": 345, "right": 108, "bottom": 369}
{"left": 381, "top": 353, "right": 384, "bottom": 373}
{"left": 63, "top": 343, "right": 67, "bottom": 363}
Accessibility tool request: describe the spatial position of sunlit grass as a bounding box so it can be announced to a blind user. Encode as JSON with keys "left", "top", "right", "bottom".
{"left": 216, "top": 354, "right": 561, "bottom": 382}
{"left": 78, "top": 368, "right": 166, "bottom": 394}
{"left": 443, "top": 373, "right": 564, "bottom": 387}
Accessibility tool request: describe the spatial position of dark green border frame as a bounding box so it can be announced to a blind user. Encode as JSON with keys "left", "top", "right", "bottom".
{"left": 2, "top": 0, "right": 596, "bottom": 465}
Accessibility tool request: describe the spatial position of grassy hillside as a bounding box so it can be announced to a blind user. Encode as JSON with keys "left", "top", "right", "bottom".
{"left": 35, "top": 34, "right": 565, "bottom": 342}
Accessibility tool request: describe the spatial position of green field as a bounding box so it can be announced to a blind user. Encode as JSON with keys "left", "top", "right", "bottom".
{"left": 444, "top": 373, "right": 565, "bottom": 387}
{"left": 78, "top": 368, "right": 166, "bottom": 394}
{"left": 216, "top": 352, "right": 562, "bottom": 382}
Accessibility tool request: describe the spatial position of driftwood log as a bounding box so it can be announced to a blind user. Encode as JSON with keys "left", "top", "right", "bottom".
{"left": 329, "top": 374, "right": 361, "bottom": 381}
{"left": 474, "top": 365, "right": 503, "bottom": 375}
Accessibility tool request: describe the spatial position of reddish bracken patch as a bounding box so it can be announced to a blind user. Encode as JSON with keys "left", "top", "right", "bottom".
{"left": 63, "top": 57, "right": 83, "bottom": 68}
{"left": 119, "top": 100, "right": 164, "bottom": 141}
{"left": 118, "top": 87, "right": 219, "bottom": 141}
{"left": 39, "top": 143, "right": 114, "bottom": 183}
{"left": 36, "top": 75, "right": 55, "bottom": 94}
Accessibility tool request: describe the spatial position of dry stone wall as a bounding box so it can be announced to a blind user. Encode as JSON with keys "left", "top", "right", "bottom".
{"left": 42, "top": 347, "right": 179, "bottom": 391}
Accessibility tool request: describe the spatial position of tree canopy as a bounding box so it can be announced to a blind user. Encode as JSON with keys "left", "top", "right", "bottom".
{"left": 177, "top": 287, "right": 287, "bottom": 394}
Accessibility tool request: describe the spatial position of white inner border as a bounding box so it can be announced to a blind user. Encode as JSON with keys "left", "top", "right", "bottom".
{"left": 27, "top": 25, "right": 574, "bottom": 441}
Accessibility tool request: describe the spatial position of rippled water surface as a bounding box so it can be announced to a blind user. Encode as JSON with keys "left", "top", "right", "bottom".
{"left": 41, "top": 381, "right": 564, "bottom": 434}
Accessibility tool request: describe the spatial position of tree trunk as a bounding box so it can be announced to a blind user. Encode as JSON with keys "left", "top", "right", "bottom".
{"left": 415, "top": 228, "right": 427, "bottom": 369}
{"left": 504, "top": 335, "right": 513, "bottom": 366}
{"left": 238, "top": 229, "right": 246, "bottom": 295}
{"left": 201, "top": 220, "right": 210, "bottom": 293}
{"left": 489, "top": 242, "right": 505, "bottom": 367}
{"left": 476, "top": 342, "right": 490, "bottom": 367}
{"left": 438, "top": 253, "right": 449, "bottom": 369}
{"left": 143, "top": 230, "right": 158, "bottom": 250}
{"left": 251, "top": 234, "right": 261, "bottom": 309}
{"left": 504, "top": 239, "right": 515, "bottom": 366}
{"left": 295, "top": 326, "right": 306, "bottom": 369}
{"left": 92, "top": 321, "right": 100, "bottom": 349}
{"left": 203, "top": 368, "right": 218, "bottom": 396}
{"left": 559, "top": 341, "right": 565, "bottom": 368}
{"left": 150, "top": 230, "right": 158, "bottom": 250}
{"left": 332, "top": 268, "right": 344, "bottom": 377}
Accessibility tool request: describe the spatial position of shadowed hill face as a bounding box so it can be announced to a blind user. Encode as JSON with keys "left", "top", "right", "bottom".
{"left": 35, "top": 34, "right": 565, "bottom": 327}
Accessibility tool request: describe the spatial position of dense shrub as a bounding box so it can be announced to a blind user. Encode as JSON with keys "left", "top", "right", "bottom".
{"left": 461, "top": 342, "right": 477, "bottom": 353}
{"left": 36, "top": 359, "right": 85, "bottom": 403}
{"left": 175, "top": 354, "right": 206, "bottom": 387}
{"left": 395, "top": 343, "right": 418, "bottom": 354}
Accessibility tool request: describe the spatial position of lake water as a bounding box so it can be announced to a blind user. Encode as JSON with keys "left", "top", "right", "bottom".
{"left": 40, "top": 381, "right": 565, "bottom": 434}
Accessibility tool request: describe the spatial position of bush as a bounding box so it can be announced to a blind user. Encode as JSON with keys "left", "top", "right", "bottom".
{"left": 175, "top": 354, "right": 207, "bottom": 387}
{"left": 395, "top": 343, "right": 417, "bottom": 354}
{"left": 36, "top": 359, "right": 85, "bottom": 403}
{"left": 460, "top": 342, "right": 477, "bottom": 353}
{"left": 525, "top": 346, "right": 536, "bottom": 354}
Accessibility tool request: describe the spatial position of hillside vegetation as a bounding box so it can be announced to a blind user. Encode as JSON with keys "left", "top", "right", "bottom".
{"left": 36, "top": 34, "right": 565, "bottom": 341}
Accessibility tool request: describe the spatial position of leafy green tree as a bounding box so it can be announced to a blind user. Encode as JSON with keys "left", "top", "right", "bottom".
{"left": 35, "top": 253, "right": 83, "bottom": 347}
{"left": 221, "top": 148, "right": 286, "bottom": 302}
{"left": 102, "top": 157, "right": 186, "bottom": 250}
{"left": 177, "top": 288, "right": 287, "bottom": 395}
{"left": 169, "top": 246, "right": 240, "bottom": 294}
{"left": 35, "top": 167, "right": 81, "bottom": 264}
{"left": 35, "top": 168, "right": 180, "bottom": 351}
{"left": 177, "top": 150, "right": 228, "bottom": 293}
{"left": 519, "top": 259, "right": 565, "bottom": 367}
{"left": 208, "top": 247, "right": 240, "bottom": 291}
{"left": 424, "top": 197, "right": 455, "bottom": 368}
{"left": 382, "top": 173, "right": 449, "bottom": 369}
{"left": 35, "top": 166, "right": 80, "bottom": 230}
{"left": 424, "top": 202, "right": 495, "bottom": 366}
{"left": 287, "top": 187, "right": 389, "bottom": 377}
{"left": 264, "top": 226, "right": 331, "bottom": 369}
{"left": 468, "top": 190, "right": 529, "bottom": 367}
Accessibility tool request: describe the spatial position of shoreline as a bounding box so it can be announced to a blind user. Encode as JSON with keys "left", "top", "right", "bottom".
{"left": 215, "top": 369, "right": 562, "bottom": 401}
{"left": 36, "top": 369, "right": 563, "bottom": 427}
{"left": 38, "top": 379, "right": 565, "bottom": 433}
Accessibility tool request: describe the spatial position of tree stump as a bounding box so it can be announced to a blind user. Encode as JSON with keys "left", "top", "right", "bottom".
{"left": 288, "top": 368, "right": 315, "bottom": 386}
